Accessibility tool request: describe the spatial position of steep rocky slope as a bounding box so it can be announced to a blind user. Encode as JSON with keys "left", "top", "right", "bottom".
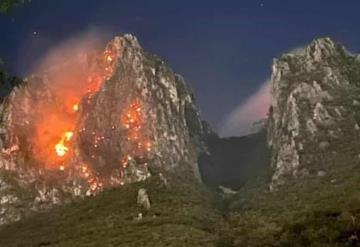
{"left": 0, "top": 34, "right": 207, "bottom": 225}
{"left": 268, "top": 37, "right": 360, "bottom": 189}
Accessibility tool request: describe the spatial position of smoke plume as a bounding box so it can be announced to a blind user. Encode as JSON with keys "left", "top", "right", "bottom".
{"left": 219, "top": 80, "right": 271, "bottom": 137}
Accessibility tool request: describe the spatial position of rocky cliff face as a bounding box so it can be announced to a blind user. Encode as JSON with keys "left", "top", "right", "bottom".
{"left": 0, "top": 34, "right": 207, "bottom": 224}
{"left": 268, "top": 37, "right": 360, "bottom": 189}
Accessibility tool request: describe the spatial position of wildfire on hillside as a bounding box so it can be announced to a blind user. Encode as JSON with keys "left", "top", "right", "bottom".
{"left": 14, "top": 40, "right": 153, "bottom": 195}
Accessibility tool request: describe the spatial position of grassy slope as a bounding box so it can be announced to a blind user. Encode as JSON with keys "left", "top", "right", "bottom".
{"left": 1, "top": 146, "right": 360, "bottom": 246}
{"left": 0, "top": 175, "right": 222, "bottom": 247}
{"left": 219, "top": 152, "right": 360, "bottom": 247}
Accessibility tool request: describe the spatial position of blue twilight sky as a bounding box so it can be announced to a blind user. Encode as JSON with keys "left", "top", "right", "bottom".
{"left": 0, "top": 0, "right": 360, "bottom": 136}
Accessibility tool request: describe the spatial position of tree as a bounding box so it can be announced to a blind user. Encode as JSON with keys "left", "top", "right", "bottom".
{"left": 0, "top": 0, "right": 31, "bottom": 14}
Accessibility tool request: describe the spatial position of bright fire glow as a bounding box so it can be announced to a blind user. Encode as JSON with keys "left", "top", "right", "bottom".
{"left": 19, "top": 38, "right": 151, "bottom": 194}
{"left": 72, "top": 104, "right": 79, "bottom": 112}
{"left": 106, "top": 55, "right": 113, "bottom": 62}
{"left": 55, "top": 131, "right": 74, "bottom": 157}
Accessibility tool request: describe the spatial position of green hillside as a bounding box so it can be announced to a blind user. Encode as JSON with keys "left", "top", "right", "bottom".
{"left": 0, "top": 174, "right": 222, "bottom": 247}
{"left": 1, "top": 152, "right": 360, "bottom": 246}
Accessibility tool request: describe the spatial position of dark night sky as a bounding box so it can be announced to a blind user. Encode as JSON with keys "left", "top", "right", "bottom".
{"left": 1, "top": 0, "right": 360, "bottom": 136}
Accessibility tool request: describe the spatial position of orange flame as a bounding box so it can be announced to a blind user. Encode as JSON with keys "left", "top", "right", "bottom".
{"left": 22, "top": 39, "right": 151, "bottom": 191}
{"left": 72, "top": 103, "right": 79, "bottom": 112}
{"left": 55, "top": 131, "right": 74, "bottom": 157}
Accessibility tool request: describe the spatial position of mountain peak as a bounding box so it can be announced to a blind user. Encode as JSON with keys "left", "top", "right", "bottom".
{"left": 0, "top": 34, "right": 207, "bottom": 225}
{"left": 268, "top": 38, "right": 360, "bottom": 189}
{"left": 305, "top": 37, "right": 345, "bottom": 62}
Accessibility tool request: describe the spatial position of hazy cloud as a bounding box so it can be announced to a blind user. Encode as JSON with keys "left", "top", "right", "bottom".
{"left": 219, "top": 80, "right": 271, "bottom": 137}
{"left": 219, "top": 45, "right": 307, "bottom": 137}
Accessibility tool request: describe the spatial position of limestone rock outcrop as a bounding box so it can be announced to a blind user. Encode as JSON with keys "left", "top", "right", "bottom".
{"left": 268, "top": 37, "right": 360, "bottom": 189}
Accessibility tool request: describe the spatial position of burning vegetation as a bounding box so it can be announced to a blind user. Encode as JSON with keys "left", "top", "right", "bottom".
{"left": 6, "top": 38, "right": 153, "bottom": 195}
{"left": 55, "top": 131, "right": 73, "bottom": 157}
{"left": 0, "top": 34, "right": 206, "bottom": 228}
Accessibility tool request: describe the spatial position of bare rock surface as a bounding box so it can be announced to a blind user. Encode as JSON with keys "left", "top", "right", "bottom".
{"left": 268, "top": 37, "right": 360, "bottom": 188}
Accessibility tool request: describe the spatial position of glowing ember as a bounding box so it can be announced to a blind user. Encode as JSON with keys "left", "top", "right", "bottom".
{"left": 26, "top": 41, "right": 153, "bottom": 192}
{"left": 72, "top": 104, "right": 79, "bottom": 112}
{"left": 119, "top": 99, "right": 152, "bottom": 171}
{"left": 104, "top": 49, "right": 116, "bottom": 64}
{"left": 121, "top": 100, "right": 142, "bottom": 130}
{"left": 55, "top": 131, "right": 74, "bottom": 157}
{"left": 87, "top": 74, "right": 103, "bottom": 94}
{"left": 145, "top": 141, "right": 152, "bottom": 152}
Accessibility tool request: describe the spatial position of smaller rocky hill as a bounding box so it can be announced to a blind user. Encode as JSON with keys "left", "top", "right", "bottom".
{"left": 268, "top": 37, "right": 360, "bottom": 189}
